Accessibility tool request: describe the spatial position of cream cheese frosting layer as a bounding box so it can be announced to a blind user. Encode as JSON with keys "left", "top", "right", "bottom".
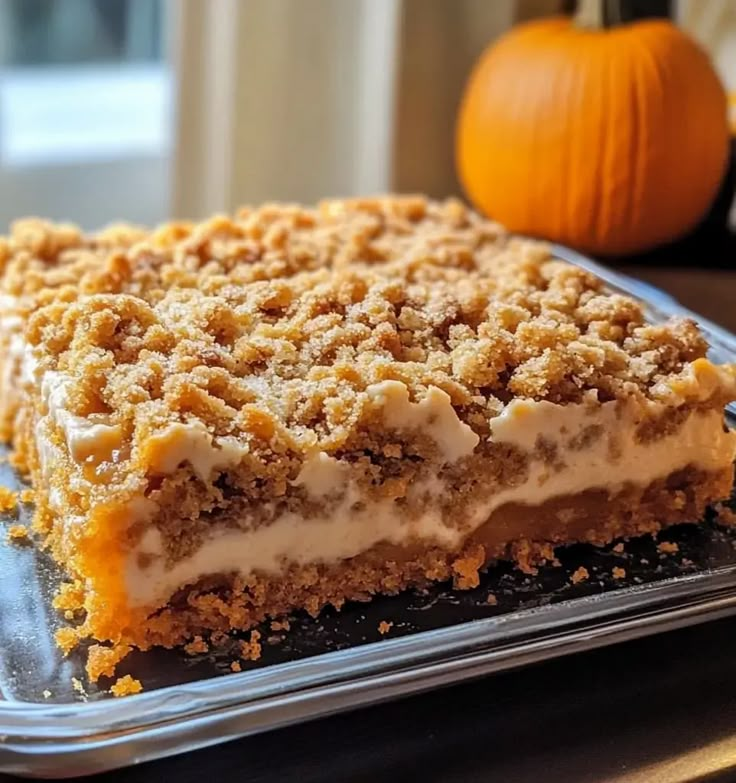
{"left": 123, "top": 399, "right": 736, "bottom": 607}
{"left": 40, "top": 370, "right": 123, "bottom": 463}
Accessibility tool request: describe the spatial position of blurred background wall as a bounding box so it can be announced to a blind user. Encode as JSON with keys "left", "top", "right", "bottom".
{"left": 0, "top": 0, "right": 731, "bottom": 228}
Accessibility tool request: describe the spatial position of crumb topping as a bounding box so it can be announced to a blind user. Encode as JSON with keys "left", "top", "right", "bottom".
{"left": 18, "top": 197, "right": 724, "bottom": 509}
{"left": 716, "top": 502, "right": 736, "bottom": 526}
{"left": 53, "top": 580, "right": 86, "bottom": 614}
{"left": 71, "top": 676, "right": 87, "bottom": 699}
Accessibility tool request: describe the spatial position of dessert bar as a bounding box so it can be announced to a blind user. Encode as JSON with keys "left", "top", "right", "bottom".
{"left": 1, "top": 197, "right": 734, "bottom": 651}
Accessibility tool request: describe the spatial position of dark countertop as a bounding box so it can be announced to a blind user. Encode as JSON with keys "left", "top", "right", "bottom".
{"left": 4, "top": 617, "right": 736, "bottom": 783}
{"left": 3, "top": 238, "right": 736, "bottom": 783}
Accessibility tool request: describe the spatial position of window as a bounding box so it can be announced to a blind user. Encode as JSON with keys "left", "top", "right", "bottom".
{"left": 0, "top": 0, "right": 172, "bottom": 229}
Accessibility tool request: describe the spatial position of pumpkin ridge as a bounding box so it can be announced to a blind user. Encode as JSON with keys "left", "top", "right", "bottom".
{"left": 626, "top": 33, "right": 643, "bottom": 245}
{"left": 599, "top": 42, "right": 619, "bottom": 251}
{"left": 632, "top": 27, "right": 665, "bottom": 245}
{"left": 561, "top": 43, "right": 578, "bottom": 243}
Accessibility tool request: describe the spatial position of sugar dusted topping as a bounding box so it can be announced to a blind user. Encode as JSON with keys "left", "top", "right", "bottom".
{"left": 20, "top": 196, "right": 732, "bottom": 496}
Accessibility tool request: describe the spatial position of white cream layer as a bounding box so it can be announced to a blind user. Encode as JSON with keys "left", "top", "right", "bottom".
{"left": 125, "top": 399, "right": 736, "bottom": 606}
{"left": 40, "top": 371, "right": 123, "bottom": 463}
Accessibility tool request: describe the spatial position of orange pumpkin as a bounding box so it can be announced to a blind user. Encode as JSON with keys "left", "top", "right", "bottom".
{"left": 456, "top": 4, "right": 729, "bottom": 256}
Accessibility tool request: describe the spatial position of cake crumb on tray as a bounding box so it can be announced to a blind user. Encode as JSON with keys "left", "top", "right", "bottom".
{"left": 657, "top": 541, "right": 679, "bottom": 555}
{"left": 111, "top": 675, "right": 143, "bottom": 698}
{"left": 183, "top": 636, "right": 209, "bottom": 656}
{"left": 6, "top": 524, "right": 28, "bottom": 543}
{"left": 86, "top": 644, "right": 132, "bottom": 682}
{"left": 239, "top": 631, "right": 262, "bottom": 662}
{"left": 55, "top": 627, "right": 80, "bottom": 656}
{"left": 0, "top": 486, "right": 17, "bottom": 513}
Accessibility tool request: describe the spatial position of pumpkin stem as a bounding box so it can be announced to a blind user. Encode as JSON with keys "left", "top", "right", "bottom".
{"left": 575, "top": 0, "right": 666, "bottom": 28}
{"left": 576, "top": 0, "right": 605, "bottom": 28}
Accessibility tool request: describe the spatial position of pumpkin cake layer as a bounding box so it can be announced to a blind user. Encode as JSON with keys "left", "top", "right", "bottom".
{"left": 2, "top": 196, "right": 736, "bottom": 653}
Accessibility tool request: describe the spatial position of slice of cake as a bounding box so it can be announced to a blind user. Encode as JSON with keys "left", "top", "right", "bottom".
{"left": 2, "top": 196, "right": 735, "bottom": 653}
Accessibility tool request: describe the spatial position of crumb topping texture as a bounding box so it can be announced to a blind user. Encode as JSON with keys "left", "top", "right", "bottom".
{"left": 16, "top": 198, "right": 715, "bottom": 477}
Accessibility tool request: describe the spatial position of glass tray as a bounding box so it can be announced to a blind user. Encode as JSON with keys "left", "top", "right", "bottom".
{"left": 2, "top": 246, "right": 736, "bottom": 778}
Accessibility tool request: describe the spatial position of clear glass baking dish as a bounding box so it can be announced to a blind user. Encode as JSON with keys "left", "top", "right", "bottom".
{"left": 2, "top": 245, "right": 736, "bottom": 778}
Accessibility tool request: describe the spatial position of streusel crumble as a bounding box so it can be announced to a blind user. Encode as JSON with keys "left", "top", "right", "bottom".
{"left": 1, "top": 196, "right": 734, "bottom": 662}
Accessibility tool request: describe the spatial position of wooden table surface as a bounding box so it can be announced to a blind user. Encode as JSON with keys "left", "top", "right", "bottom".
{"left": 2, "top": 247, "right": 735, "bottom": 783}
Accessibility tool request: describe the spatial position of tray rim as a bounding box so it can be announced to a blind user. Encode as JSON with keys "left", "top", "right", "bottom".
{"left": 2, "top": 243, "right": 736, "bottom": 776}
{"left": 4, "top": 566, "right": 736, "bottom": 776}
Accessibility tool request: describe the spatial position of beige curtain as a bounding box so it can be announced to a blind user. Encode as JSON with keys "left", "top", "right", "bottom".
{"left": 678, "top": 0, "right": 736, "bottom": 129}
{"left": 171, "top": 0, "right": 562, "bottom": 218}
